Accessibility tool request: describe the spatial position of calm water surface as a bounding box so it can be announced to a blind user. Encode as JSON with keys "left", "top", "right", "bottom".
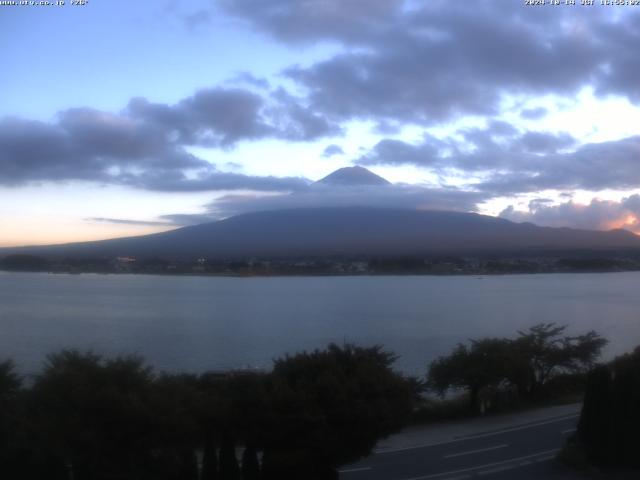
{"left": 1, "top": 271, "right": 639, "bottom": 375}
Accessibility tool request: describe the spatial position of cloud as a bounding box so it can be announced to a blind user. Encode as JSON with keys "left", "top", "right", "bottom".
{"left": 124, "top": 170, "right": 310, "bottom": 192}
{"left": 127, "top": 86, "right": 340, "bottom": 147}
{"left": 520, "top": 107, "right": 548, "bottom": 120}
{"left": 0, "top": 84, "right": 337, "bottom": 190}
{"left": 515, "top": 132, "right": 575, "bottom": 154}
{"left": 355, "top": 126, "right": 640, "bottom": 197}
{"left": 357, "top": 136, "right": 443, "bottom": 167}
{"left": 500, "top": 195, "right": 640, "bottom": 233}
{"left": 356, "top": 124, "right": 530, "bottom": 170}
{"left": 228, "top": 71, "right": 271, "bottom": 90}
{"left": 268, "top": 88, "right": 343, "bottom": 141}
{"left": 86, "top": 217, "right": 174, "bottom": 227}
{"left": 206, "top": 183, "right": 486, "bottom": 219}
{"left": 127, "top": 88, "right": 272, "bottom": 147}
{"left": 217, "top": 0, "right": 403, "bottom": 45}
{"left": 321, "top": 144, "right": 344, "bottom": 158}
{"left": 218, "top": 0, "right": 640, "bottom": 125}
{"left": 159, "top": 213, "right": 218, "bottom": 226}
{"left": 0, "top": 113, "right": 206, "bottom": 186}
{"left": 476, "top": 135, "right": 640, "bottom": 195}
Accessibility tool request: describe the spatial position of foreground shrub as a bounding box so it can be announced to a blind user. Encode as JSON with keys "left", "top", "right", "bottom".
{"left": 0, "top": 344, "right": 418, "bottom": 479}
{"left": 577, "top": 347, "right": 640, "bottom": 468}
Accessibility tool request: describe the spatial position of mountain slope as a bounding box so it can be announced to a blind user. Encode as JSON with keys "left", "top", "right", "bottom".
{"left": 3, "top": 207, "right": 640, "bottom": 259}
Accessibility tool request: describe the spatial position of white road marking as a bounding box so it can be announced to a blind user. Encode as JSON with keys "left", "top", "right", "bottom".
{"left": 399, "top": 448, "right": 561, "bottom": 480}
{"left": 443, "top": 444, "right": 508, "bottom": 459}
{"left": 377, "top": 414, "right": 579, "bottom": 454}
{"left": 478, "top": 464, "right": 515, "bottom": 475}
{"left": 561, "top": 428, "right": 576, "bottom": 434}
{"left": 339, "top": 466, "right": 372, "bottom": 474}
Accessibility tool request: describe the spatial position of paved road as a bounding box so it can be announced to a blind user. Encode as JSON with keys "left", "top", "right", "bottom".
{"left": 339, "top": 409, "right": 581, "bottom": 479}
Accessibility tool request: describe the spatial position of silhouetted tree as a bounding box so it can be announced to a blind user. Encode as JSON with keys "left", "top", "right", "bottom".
{"left": 578, "top": 366, "right": 613, "bottom": 464}
{"left": 609, "top": 348, "right": 640, "bottom": 467}
{"left": 201, "top": 433, "right": 220, "bottom": 480}
{"left": 513, "top": 323, "right": 607, "bottom": 396}
{"left": 428, "top": 324, "right": 608, "bottom": 413}
{"left": 261, "top": 344, "right": 417, "bottom": 478}
{"left": 0, "top": 360, "right": 20, "bottom": 399}
{"left": 578, "top": 346, "right": 640, "bottom": 467}
{"left": 28, "top": 350, "right": 157, "bottom": 480}
{"left": 148, "top": 373, "right": 201, "bottom": 478}
{"left": 241, "top": 445, "right": 260, "bottom": 480}
{"left": 2, "top": 343, "right": 417, "bottom": 479}
{"left": 196, "top": 371, "right": 267, "bottom": 480}
{"left": 178, "top": 449, "right": 199, "bottom": 480}
{"left": 0, "top": 360, "right": 24, "bottom": 476}
{"left": 219, "top": 432, "right": 240, "bottom": 480}
{"left": 428, "top": 338, "right": 513, "bottom": 413}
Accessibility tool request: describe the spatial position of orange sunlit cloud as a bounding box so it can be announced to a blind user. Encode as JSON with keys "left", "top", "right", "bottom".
{"left": 603, "top": 214, "right": 640, "bottom": 235}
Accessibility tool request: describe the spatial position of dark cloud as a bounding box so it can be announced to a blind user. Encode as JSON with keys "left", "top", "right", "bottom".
{"left": 457, "top": 126, "right": 577, "bottom": 168}
{"left": 218, "top": 0, "right": 402, "bottom": 45}
{"left": 358, "top": 137, "right": 442, "bottom": 167}
{"left": 127, "top": 86, "right": 340, "bottom": 146}
{"left": 593, "top": 14, "right": 640, "bottom": 102}
{"left": 356, "top": 126, "right": 640, "bottom": 196}
{"left": 268, "top": 88, "right": 343, "bottom": 141}
{"left": 0, "top": 118, "right": 70, "bottom": 184}
{"left": 280, "top": 3, "right": 607, "bottom": 123}
{"left": 321, "top": 144, "right": 344, "bottom": 158}
{"left": 515, "top": 132, "right": 576, "bottom": 154}
{"left": 477, "top": 136, "right": 640, "bottom": 195}
{"left": 0, "top": 114, "right": 206, "bottom": 185}
{"left": 487, "top": 121, "right": 519, "bottom": 138}
{"left": 127, "top": 88, "right": 271, "bottom": 147}
{"left": 500, "top": 195, "right": 640, "bottom": 233}
{"left": 0, "top": 113, "right": 308, "bottom": 192}
{"left": 0, "top": 84, "right": 337, "bottom": 190}
{"left": 358, "top": 123, "right": 525, "bottom": 170}
{"left": 218, "top": 0, "right": 640, "bottom": 125}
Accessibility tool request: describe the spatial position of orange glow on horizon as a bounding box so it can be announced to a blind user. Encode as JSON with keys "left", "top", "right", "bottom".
{"left": 603, "top": 214, "right": 640, "bottom": 235}
{"left": 0, "top": 219, "right": 177, "bottom": 248}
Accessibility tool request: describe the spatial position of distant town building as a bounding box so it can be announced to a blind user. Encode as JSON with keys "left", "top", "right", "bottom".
{"left": 116, "top": 256, "right": 136, "bottom": 264}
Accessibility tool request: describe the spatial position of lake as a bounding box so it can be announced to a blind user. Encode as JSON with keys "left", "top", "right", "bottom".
{"left": 1, "top": 271, "right": 639, "bottom": 376}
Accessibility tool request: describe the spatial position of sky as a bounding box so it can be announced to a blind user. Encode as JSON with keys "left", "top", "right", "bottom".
{"left": 2, "top": 0, "right": 640, "bottom": 247}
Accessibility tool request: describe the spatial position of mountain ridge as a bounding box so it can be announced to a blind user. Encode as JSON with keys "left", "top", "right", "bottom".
{"left": 2, "top": 206, "right": 640, "bottom": 260}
